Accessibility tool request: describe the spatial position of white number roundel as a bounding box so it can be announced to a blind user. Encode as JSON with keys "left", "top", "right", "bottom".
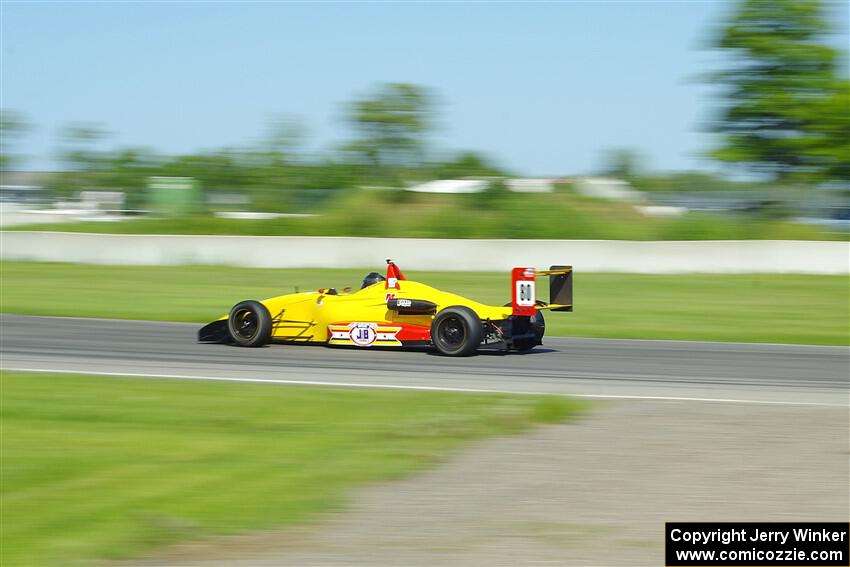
{"left": 349, "top": 324, "right": 377, "bottom": 346}
{"left": 515, "top": 281, "right": 536, "bottom": 307}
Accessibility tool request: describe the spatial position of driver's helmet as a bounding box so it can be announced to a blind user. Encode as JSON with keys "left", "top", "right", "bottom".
{"left": 361, "top": 272, "right": 386, "bottom": 289}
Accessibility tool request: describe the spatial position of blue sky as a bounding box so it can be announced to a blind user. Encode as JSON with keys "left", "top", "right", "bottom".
{"left": 1, "top": 1, "right": 847, "bottom": 176}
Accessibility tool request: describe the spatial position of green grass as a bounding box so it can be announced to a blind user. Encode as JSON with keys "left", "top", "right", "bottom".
{"left": 0, "top": 371, "right": 584, "bottom": 566}
{"left": 1, "top": 262, "right": 847, "bottom": 345}
{"left": 9, "top": 188, "right": 841, "bottom": 240}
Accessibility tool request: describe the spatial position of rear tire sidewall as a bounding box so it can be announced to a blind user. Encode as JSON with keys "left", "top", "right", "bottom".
{"left": 227, "top": 300, "right": 272, "bottom": 347}
{"left": 514, "top": 309, "right": 545, "bottom": 351}
{"left": 431, "top": 306, "right": 483, "bottom": 357}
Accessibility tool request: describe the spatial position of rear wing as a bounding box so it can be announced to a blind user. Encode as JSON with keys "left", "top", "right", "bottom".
{"left": 511, "top": 265, "right": 573, "bottom": 316}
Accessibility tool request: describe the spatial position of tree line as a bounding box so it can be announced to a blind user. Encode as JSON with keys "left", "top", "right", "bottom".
{"left": 1, "top": 0, "right": 847, "bottom": 210}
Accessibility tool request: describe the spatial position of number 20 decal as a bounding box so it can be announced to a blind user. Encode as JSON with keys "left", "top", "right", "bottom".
{"left": 515, "top": 281, "right": 535, "bottom": 306}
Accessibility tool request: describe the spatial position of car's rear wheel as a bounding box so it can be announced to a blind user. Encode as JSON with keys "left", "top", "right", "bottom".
{"left": 504, "top": 301, "right": 546, "bottom": 352}
{"left": 228, "top": 300, "right": 272, "bottom": 347}
{"left": 431, "top": 306, "right": 483, "bottom": 356}
{"left": 513, "top": 309, "right": 545, "bottom": 351}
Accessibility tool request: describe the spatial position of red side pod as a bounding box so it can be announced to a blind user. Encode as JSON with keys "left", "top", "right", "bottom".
{"left": 328, "top": 321, "right": 430, "bottom": 344}
{"left": 395, "top": 323, "right": 431, "bottom": 342}
{"left": 511, "top": 267, "right": 537, "bottom": 316}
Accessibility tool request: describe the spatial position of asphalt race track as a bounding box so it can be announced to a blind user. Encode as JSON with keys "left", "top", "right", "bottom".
{"left": 1, "top": 315, "right": 847, "bottom": 406}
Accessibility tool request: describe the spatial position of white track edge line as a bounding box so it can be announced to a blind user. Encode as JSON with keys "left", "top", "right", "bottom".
{"left": 3, "top": 367, "right": 847, "bottom": 407}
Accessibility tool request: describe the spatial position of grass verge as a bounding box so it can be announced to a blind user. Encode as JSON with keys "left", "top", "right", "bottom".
{"left": 0, "top": 371, "right": 584, "bottom": 566}
{"left": 1, "top": 262, "right": 847, "bottom": 345}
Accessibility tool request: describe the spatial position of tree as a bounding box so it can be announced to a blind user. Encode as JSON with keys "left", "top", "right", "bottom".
{"left": 430, "top": 151, "right": 507, "bottom": 179}
{"left": 59, "top": 122, "right": 110, "bottom": 172}
{"left": 707, "top": 0, "right": 846, "bottom": 182}
{"left": 806, "top": 79, "right": 850, "bottom": 183}
{"left": 48, "top": 122, "right": 111, "bottom": 199}
{"left": 346, "top": 83, "right": 433, "bottom": 170}
{"left": 600, "top": 148, "right": 644, "bottom": 180}
{"left": 98, "top": 147, "right": 161, "bottom": 208}
{"left": 261, "top": 114, "right": 307, "bottom": 166}
{"left": 0, "top": 109, "right": 29, "bottom": 171}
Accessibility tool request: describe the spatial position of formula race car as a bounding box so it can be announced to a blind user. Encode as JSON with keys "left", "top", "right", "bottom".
{"left": 199, "top": 261, "right": 573, "bottom": 356}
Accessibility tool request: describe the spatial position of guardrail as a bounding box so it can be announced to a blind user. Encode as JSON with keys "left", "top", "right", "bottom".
{"left": 1, "top": 232, "right": 847, "bottom": 274}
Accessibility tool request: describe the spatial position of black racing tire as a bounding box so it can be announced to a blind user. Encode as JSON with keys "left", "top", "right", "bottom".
{"left": 227, "top": 300, "right": 272, "bottom": 347}
{"left": 431, "top": 306, "right": 483, "bottom": 357}
{"left": 513, "top": 309, "right": 545, "bottom": 352}
{"left": 504, "top": 301, "right": 546, "bottom": 352}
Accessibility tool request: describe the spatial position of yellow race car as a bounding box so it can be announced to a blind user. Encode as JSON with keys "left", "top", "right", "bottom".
{"left": 198, "top": 261, "right": 572, "bottom": 356}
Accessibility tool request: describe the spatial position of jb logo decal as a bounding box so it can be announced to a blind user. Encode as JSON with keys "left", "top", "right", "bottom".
{"left": 349, "top": 323, "right": 377, "bottom": 346}
{"left": 328, "top": 322, "right": 403, "bottom": 347}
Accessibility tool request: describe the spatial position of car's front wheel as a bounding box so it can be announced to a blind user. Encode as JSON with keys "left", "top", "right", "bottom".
{"left": 431, "top": 306, "right": 483, "bottom": 356}
{"left": 227, "top": 300, "right": 272, "bottom": 347}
